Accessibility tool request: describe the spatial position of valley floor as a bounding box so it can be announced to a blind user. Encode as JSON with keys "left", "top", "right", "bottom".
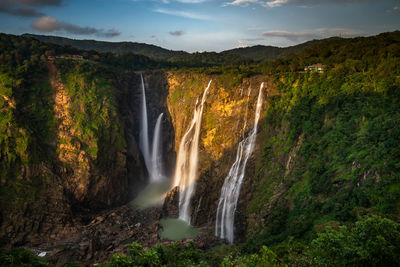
{"left": 22, "top": 205, "right": 223, "bottom": 266}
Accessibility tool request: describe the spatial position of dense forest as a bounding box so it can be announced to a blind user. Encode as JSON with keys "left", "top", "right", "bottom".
{"left": 24, "top": 33, "right": 323, "bottom": 63}
{"left": 1, "top": 31, "right": 400, "bottom": 266}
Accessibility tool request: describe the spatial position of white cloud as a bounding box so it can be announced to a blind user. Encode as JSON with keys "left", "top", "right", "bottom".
{"left": 176, "top": 0, "right": 208, "bottom": 3}
{"left": 262, "top": 30, "right": 317, "bottom": 41}
{"left": 31, "top": 15, "right": 121, "bottom": 37}
{"left": 225, "top": 0, "right": 386, "bottom": 8}
{"left": 265, "top": 0, "right": 288, "bottom": 7}
{"left": 387, "top": 5, "right": 400, "bottom": 13}
{"left": 32, "top": 15, "right": 62, "bottom": 31}
{"left": 154, "top": 8, "right": 210, "bottom": 20}
{"left": 225, "top": 0, "right": 260, "bottom": 6}
{"left": 136, "top": 0, "right": 207, "bottom": 3}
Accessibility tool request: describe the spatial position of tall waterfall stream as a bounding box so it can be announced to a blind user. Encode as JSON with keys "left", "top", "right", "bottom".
{"left": 134, "top": 78, "right": 264, "bottom": 242}
{"left": 215, "top": 82, "right": 264, "bottom": 243}
{"left": 132, "top": 74, "right": 168, "bottom": 210}
{"left": 173, "top": 80, "right": 212, "bottom": 223}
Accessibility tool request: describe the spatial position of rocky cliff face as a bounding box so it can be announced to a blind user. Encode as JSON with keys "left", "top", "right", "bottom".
{"left": 1, "top": 62, "right": 275, "bottom": 248}
{"left": 164, "top": 72, "right": 273, "bottom": 237}
{"left": 49, "top": 61, "right": 129, "bottom": 210}
{"left": 116, "top": 71, "right": 176, "bottom": 194}
{"left": 0, "top": 63, "right": 177, "bottom": 247}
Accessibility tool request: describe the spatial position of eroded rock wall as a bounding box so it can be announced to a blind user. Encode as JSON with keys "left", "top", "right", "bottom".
{"left": 165, "top": 73, "right": 273, "bottom": 239}
{"left": 0, "top": 65, "right": 177, "bottom": 248}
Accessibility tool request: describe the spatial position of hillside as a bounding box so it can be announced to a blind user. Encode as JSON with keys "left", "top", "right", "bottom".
{"left": 222, "top": 39, "right": 329, "bottom": 61}
{"left": 24, "top": 33, "right": 323, "bottom": 63}
{"left": 1, "top": 31, "right": 400, "bottom": 266}
{"left": 23, "top": 33, "right": 189, "bottom": 61}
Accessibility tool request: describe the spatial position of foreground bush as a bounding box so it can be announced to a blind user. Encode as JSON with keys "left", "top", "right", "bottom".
{"left": 309, "top": 215, "right": 400, "bottom": 266}
{"left": 0, "top": 248, "right": 49, "bottom": 267}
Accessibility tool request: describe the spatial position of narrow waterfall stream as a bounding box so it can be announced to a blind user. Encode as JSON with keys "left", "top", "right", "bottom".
{"left": 139, "top": 74, "right": 151, "bottom": 170}
{"left": 150, "top": 113, "right": 164, "bottom": 182}
{"left": 138, "top": 74, "right": 165, "bottom": 182}
{"left": 215, "top": 82, "right": 264, "bottom": 243}
{"left": 173, "top": 80, "right": 212, "bottom": 223}
{"left": 132, "top": 75, "right": 167, "bottom": 209}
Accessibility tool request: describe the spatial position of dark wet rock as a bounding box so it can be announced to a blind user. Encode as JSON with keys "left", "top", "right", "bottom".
{"left": 162, "top": 186, "right": 179, "bottom": 218}
{"left": 18, "top": 205, "right": 224, "bottom": 266}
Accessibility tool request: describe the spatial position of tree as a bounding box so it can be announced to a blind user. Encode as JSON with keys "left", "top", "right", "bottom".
{"left": 309, "top": 216, "right": 400, "bottom": 266}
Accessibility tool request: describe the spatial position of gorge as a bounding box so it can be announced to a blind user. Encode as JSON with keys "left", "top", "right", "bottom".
{"left": 0, "top": 32, "right": 400, "bottom": 266}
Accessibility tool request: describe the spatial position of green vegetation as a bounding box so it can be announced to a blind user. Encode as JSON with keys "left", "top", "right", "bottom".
{"left": 246, "top": 30, "right": 400, "bottom": 264}
{"left": 25, "top": 34, "right": 253, "bottom": 68}
{"left": 0, "top": 33, "right": 126, "bottom": 219}
{"left": 308, "top": 215, "right": 400, "bottom": 266}
{"left": 0, "top": 248, "right": 49, "bottom": 267}
{"left": 221, "top": 39, "right": 324, "bottom": 62}
{"left": 103, "top": 242, "right": 285, "bottom": 267}
{"left": 0, "top": 33, "right": 58, "bottom": 213}
{"left": 23, "top": 33, "right": 190, "bottom": 62}
{"left": 1, "top": 216, "right": 398, "bottom": 266}
{"left": 1, "top": 31, "right": 400, "bottom": 266}
{"left": 24, "top": 33, "right": 326, "bottom": 65}
{"left": 55, "top": 59, "right": 125, "bottom": 168}
{"left": 103, "top": 216, "right": 399, "bottom": 266}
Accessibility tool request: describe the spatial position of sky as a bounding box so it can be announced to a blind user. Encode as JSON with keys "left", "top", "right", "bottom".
{"left": 0, "top": 0, "right": 399, "bottom": 52}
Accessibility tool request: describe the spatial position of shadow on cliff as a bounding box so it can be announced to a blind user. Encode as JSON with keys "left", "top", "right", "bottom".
{"left": 116, "top": 71, "right": 176, "bottom": 202}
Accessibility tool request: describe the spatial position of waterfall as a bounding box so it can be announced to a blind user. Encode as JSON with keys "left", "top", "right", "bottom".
{"left": 150, "top": 113, "right": 164, "bottom": 182}
{"left": 139, "top": 74, "right": 151, "bottom": 171}
{"left": 173, "top": 80, "right": 212, "bottom": 223}
{"left": 215, "top": 82, "right": 264, "bottom": 243}
{"left": 139, "top": 74, "right": 164, "bottom": 182}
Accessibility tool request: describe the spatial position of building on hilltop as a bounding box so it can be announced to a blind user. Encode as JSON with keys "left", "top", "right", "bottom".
{"left": 71, "top": 55, "right": 83, "bottom": 60}
{"left": 47, "top": 55, "right": 83, "bottom": 60}
{"left": 304, "top": 63, "right": 326, "bottom": 73}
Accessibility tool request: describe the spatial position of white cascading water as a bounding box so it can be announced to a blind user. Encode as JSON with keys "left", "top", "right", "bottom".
{"left": 150, "top": 113, "right": 164, "bottom": 182}
{"left": 139, "top": 74, "right": 151, "bottom": 170}
{"left": 173, "top": 80, "right": 212, "bottom": 223}
{"left": 139, "top": 74, "right": 164, "bottom": 182}
{"left": 215, "top": 82, "right": 264, "bottom": 243}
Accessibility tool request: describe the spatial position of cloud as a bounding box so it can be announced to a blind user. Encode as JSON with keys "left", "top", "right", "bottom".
{"left": 236, "top": 37, "right": 266, "bottom": 48}
{"left": 224, "top": 0, "right": 260, "bottom": 6}
{"left": 0, "top": 0, "right": 61, "bottom": 17}
{"left": 262, "top": 28, "right": 364, "bottom": 41}
{"left": 387, "top": 5, "right": 400, "bottom": 13}
{"left": 154, "top": 8, "right": 210, "bottom": 20}
{"left": 265, "top": 0, "right": 288, "bottom": 7}
{"left": 31, "top": 16, "right": 121, "bottom": 37}
{"left": 17, "top": 0, "right": 62, "bottom": 6}
{"left": 169, "top": 30, "right": 184, "bottom": 36}
{"left": 103, "top": 29, "right": 121, "bottom": 38}
{"left": 225, "top": 0, "right": 386, "bottom": 8}
{"left": 176, "top": 0, "right": 208, "bottom": 3}
{"left": 0, "top": 6, "right": 44, "bottom": 17}
{"left": 262, "top": 30, "right": 317, "bottom": 41}
{"left": 137, "top": 0, "right": 206, "bottom": 3}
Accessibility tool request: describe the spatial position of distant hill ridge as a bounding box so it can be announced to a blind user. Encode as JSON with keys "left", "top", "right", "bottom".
{"left": 23, "top": 33, "right": 328, "bottom": 62}
{"left": 221, "top": 40, "right": 331, "bottom": 61}
{"left": 23, "top": 33, "right": 189, "bottom": 61}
